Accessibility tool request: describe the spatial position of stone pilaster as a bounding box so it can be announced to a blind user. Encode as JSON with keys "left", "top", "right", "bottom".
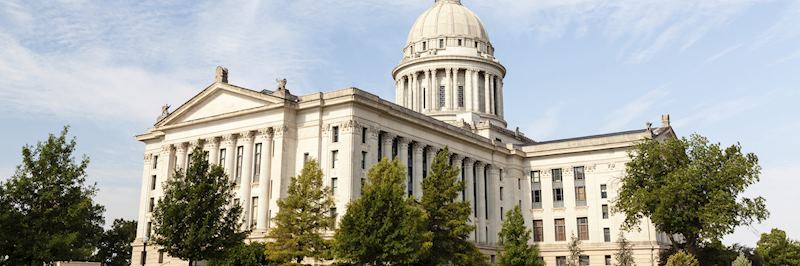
{"left": 222, "top": 134, "right": 237, "bottom": 181}
{"left": 175, "top": 142, "right": 188, "bottom": 173}
{"left": 464, "top": 158, "right": 476, "bottom": 241}
{"left": 412, "top": 143, "right": 425, "bottom": 200}
{"left": 256, "top": 128, "right": 273, "bottom": 232}
{"left": 382, "top": 132, "right": 395, "bottom": 160}
{"left": 398, "top": 138, "right": 411, "bottom": 195}
{"left": 238, "top": 131, "right": 255, "bottom": 230}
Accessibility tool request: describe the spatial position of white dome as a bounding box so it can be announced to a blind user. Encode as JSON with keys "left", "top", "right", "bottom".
{"left": 406, "top": 0, "right": 490, "bottom": 46}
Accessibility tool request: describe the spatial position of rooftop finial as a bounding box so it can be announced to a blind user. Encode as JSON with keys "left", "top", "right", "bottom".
{"left": 435, "top": 0, "right": 462, "bottom": 5}
{"left": 215, "top": 66, "right": 228, "bottom": 83}
{"left": 661, "top": 114, "right": 671, "bottom": 127}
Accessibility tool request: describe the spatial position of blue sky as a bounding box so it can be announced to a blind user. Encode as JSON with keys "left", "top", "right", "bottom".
{"left": 0, "top": 0, "right": 798, "bottom": 246}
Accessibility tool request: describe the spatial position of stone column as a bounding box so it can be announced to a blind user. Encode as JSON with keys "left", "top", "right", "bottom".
{"left": 412, "top": 73, "right": 419, "bottom": 111}
{"left": 497, "top": 78, "right": 504, "bottom": 118}
{"left": 382, "top": 132, "right": 395, "bottom": 160}
{"left": 424, "top": 70, "right": 432, "bottom": 112}
{"left": 444, "top": 68, "right": 452, "bottom": 110}
{"left": 488, "top": 165, "right": 500, "bottom": 243}
{"left": 238, "top": 131, "right": 255, "bottom": 230}
{"left": 452, "top": 155, "right": 464, "bottom": 201}
{"left": 482, "top": 73, "right": 491, "bottom": 114}
{"left": 222, "top": 134, "right": 237, "bottom": 181}
{"left": 412, "top": 143, "right": 424, "bottom": 200}
{"left": 367, "top": 126, "right": 380, "bottom": 167}
{"left": 453, "top": 68, "right": 461, "bottom": 109}
{"left": 489, "top": 75, "right": 496, "bottom": 115}
{"left": 464, "top": 69, "right": 473, "bottom": 111}
{"left": 472, "top": 70, "right": 480, "bottom": 112}
{"left": 175, "top": 142, "right": 188, "bottom": 173}
{"left": 476, "top": 162, "right": 486, "bottom": 243}
{"left": 267, "top": 125, "right": 289, "bottom": 229}
{"left": 208, "top": 137, "right": 220, "bottom": 166}
{"left": 432, "top": 68, "right": 439, "bottom": 110}
{"left": 136, "top": 153, "right": 153, "bottom": 240}
{"left": 395, "top": 78, "right": 401, "bottom": 105}
{"left": 464, "top": 158, "right": 475, "bottom": 240}
{"left": 398, "top": 138, "right": 411, "bottom": 195}
{"left": 256, "top": 128, "right": 273, "bottom": 232}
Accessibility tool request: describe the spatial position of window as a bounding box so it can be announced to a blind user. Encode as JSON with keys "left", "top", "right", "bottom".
{"left": 601, "top": 184, "right": 608, "bottom": 198}
{"left": 153, "top": 155, "right": 158, "bottom": 169}
{"left": 500, "top": 169, "right": 503, "bottom": 182}
{"left": 332, "top": 126, "right": 339, "bottom": 143}
{"left": 491, "top": 255, "right": 496, "bottom": 264}
{"left": 457, "top": 86, "right": 464, "bottom": 107}
{"left": 552, "top": 168, "right": 562, "bottom": 182}
{"left": 203, "top": 151, "right": 209, "bottom": 162}
{"left": 253, "top": 143, "right": 262, "bottom": 182}
{"left": 235, "top": 146, "right": 243, "bottom": 184}
{"left": 556, "top": 256, "right": 566, "bottom": 266}
{"left": 580, "top": 255, "right": 590, "bottom": 266}
{"left": 533, "top": 190, "right": 541, "bottom": 206}
{"left": 331, "top": 150, "right": 339, "bottom": 168}
{"left": 475, "top": 41, "right": 478, "bottom": 48}
{"left": 605, "top": 255, "right": 612, "bottom": 266}
{"left": 422, "top": 149, "right": 428, "bottom": 179}
{"left": 251, "top": 197, "right": 258, "bottom": 228}
{"left": 304, "top": 152, "right": 309, "bottom": 163}
{"left": 331, "top": 178, "right": 338, "bottom": 193}
{"left": 574, "top": 166, "right": 585, "bottom": 180}
{"left": 604, "top": 227, "right": 611, "bottom": 242}
{"left": 555, "top": 219, "right": 566, "bottom": 241}
{"left": 149, "top": 197, "right": 155, "bottom": 212}
{"left": 553, "top": 188, "right": 563, "bottom": 202}
{"left": 438, "top": 86, "right": 446, "bottom": 107}
{"left": 422, "top": 41, "right": 427, "bottom": 50}
{"left": 458, "top": 39, "right": 463, "bottom": 46}
{"left": 577, "top": 217, "right": 589, "bottom": 240}
{"left": 151, "top": 175, "right": 157, "bottom": 190}
{"left": 500, "top": 207, "right": 504, "bottom": 220}
{"left": 575, "top": 186, "right": 586, "bottom": 202}
{"left": 330, "top": 207, "right": 338, "bottom": 227}
{"left": 602, "top": 204, "right": 609, "bottom": 219}
{"left": 439, "top": 39, "right": 444, "bottom": 48}
{"left": 361, "top": 151, "right": 367, "bottom": 169}
{"left": 499, "top": 187, "right": 504, "bottom": 201}
{"left": 146, "top": 222, "right": 152, "bottom": 237}
{"left": 533, "top": 220, "right": 544, "bottom": 242}
{"left": 219, "top": 148, "right": 226, "bottom": 167}
{"left": 362, "top": 127, "right": 368, "bottom": 143}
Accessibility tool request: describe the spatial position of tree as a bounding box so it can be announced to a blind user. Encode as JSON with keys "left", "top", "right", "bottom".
{"left": 210, "top": 242, "right": 276, "bottom": 266}
{"left": 420, "top": 147, "right": 485, "bottom": 265}
{"left": 497, "top": 206, "right": 542, "bottom": 266}
{"left": 152, "top": 147, "right": 248, "bottom": 266}
{"left": 333, "top": 158, "right": 432, "bottom": 265}
{"left": 616, "top": 134, "right": 768, "bottom": 254}
{"left": 614, "top": 232, "right": 636, "bottom": 266}
{"left": 93, "top": 219, "right": 137, "bottom": 266}
{"left": 0, "top": 126, "right": 105, "bottom": 265}
{"left": 732, "top": 253, "right": 753, "bottom": 266}
{"left": 665, "top": 251, "right": 699, "bottom": 266}
{"left": 267, "top": 159, "right": 335, "bottom": 263}
{"left": 755, "top": 228, "right": 800, "bottom": 266}
{"left": 567, "top": 233, "right": 584, "bottom": 266}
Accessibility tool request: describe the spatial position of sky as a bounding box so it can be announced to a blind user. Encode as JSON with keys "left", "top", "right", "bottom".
{"left": 0, "top": 0, "right": 798, "bottom": 246}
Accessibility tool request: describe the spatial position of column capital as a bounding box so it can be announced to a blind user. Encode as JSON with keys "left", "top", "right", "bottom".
{"left": 221, "top": 134, "right": 237, "bottom": 146}
{"left": 274, "top": 125, "right": 289, "bottom": 138}
{"left": 464, "top": 157, "right": 474, "bottom": 166}
{"left": 189, "top": 139, "right": 203, "bottom": 149}
{"left": 398, "top": 137, "right": 411, "bottom": 145}
{"left": 174, "top": 142, "right": 188, "bottom": 153}
{"left": 238, "top": 131, "right": 255, "bottom": 142}
{"left": 413, "top": 143, "right": 425, "bottom": 153}
{"left": 160, "top": 145, "right": 173, "bottom": 154}
{"left": 452, "top": 154, "right": 465, "bottom": 162}
{"left": 144, "top": 153, "right": 154, "bottom": 162}
{"left": 382, "top": 132, "right": 396, "bottom": 139}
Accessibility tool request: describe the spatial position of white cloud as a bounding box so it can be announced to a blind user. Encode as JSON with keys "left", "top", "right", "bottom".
{"left": 601, "top": 88, "right": 670, "bottom": 132}
{"left": 671, "top": 89, "right": 776, "bottom": 129}
{"left": 525, "top": 104, "right": 563, "bottom": 140}
{"left": 705, "top": 43, "right": 743, "bottom": 63}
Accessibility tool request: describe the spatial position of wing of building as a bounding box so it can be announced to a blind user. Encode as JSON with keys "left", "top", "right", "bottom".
{"left": 132, "top": 0, "right": 675, "bottom": 265}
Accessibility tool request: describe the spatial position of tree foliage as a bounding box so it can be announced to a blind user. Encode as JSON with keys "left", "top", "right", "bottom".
{"left": 755, "top": 228, "right": 800, "bottom": 266}
{"left": 665, "top": 251, "right": 699, "bottom": 266}
{"left": 267, "top": 159, "right": 335, "bottom": 263}
{"left": 614, "top": 232, "right": 636, "bottom": 266}
{"left": 420, "top": 147, "right": 485, "bottom": 265}
{"left": 0, "top": 126, "right": 105, "bottom": 265}
{"left": 732, "top": 253, "right": 753, "bottom": 266}
{"left": 497, "top": 206, "right": 542, "bottom": 266}
{"left": 616, "top": 134, "right": 768, "bottom": 253}
{"left": 93, "top": 219, "right": 137, "bottom": 266}
{"left": 210, "top": 242, "right": 276, "bottom": 266}
{"left": 333, "top": 158, "right": 432, "bottom": 265}
{"left": 567, "top": 233, "right": 584, "bottom": 266}
{"left": 152, "top": 147, "right": 247, "bottom": 265}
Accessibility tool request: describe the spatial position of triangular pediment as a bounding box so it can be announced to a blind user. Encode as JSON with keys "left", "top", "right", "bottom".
{"left": 157, "top": 83, "right": 282, "bottom": 127}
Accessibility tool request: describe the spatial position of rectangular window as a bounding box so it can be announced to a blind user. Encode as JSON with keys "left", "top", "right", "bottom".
{"left": 604, "top": 227, "right": 611, "bottom": 242}
{"left": 533, "top": 220, "right": 544, "bottom": 242}
{"left": 235, "top": 146, "right": 243, "bottom": 184}
{"left": 439, "top": 39, "right": 444, "bottom": 48}
{"left": 577, "top": 217, "right": 589, "bottom": 240}
{"left": 556, "top": 256, "right": 566, "bottom": 266}
{"left": 332, "top": 126, "right": 339, "bottom": 143}
{"left": 330, "top": 207, "right": 338, "bottom": 227}
{"left": 533, "top": 190, "right": 541, "bottom": 206}
{"left": 360, "top": 177, "right": 365, "bottom": 191}
{"left": 580, "top": 255, "right": 590, "bottom": 266}
{"left": 153, "top": 155, "right": 158, "bottom": 169}
{"left": 601, "top": 184, "right": 608, "bottom": 199}
{"left": 362, "top": 127, "right": 368, "bottom": 143}
{"left": 253, "top": 143, "right": 262, "bottom": 182}
{"left": 251, "top": 197, "right": 258, "bottom": 228}
{"left": 422, "top": 41, "right": 427, "bottom": 50}
{"left": 219, "top": 148, "right": 226, "bottom": 167}
{"left": 304, "top": 152, "right": 309, "bottom": 163}
{"left": 458, "top": 39, "right": 463, "bottom": 46}
{"left": 499, "top": 187, "right": 504, "bottom": 201}
{"left": 457, "top": 86, "right": 464, "bottom": 107}
{"left": 439, "top": 86, "right": 446, "bottom": 108}
{"left": 553, "top": 188, "right": 563, "bottom": 202}
{"left": 518, "top": 178, "right": 521, "bottom": 190}
{"left": 331, "top": 150, "right": 338, "bottom": 168}
{"left": 574, "top": 166, "right": 585, "bottom": 180}
{"left": 500, "top": 207, "right": 504, "bottom": 220}
{"left": 575, "top": 186, "right": 586, "bottom": 202}
{"left": 602, "top": 204, "right": 609, "bottom": 219}
{"left": 605, "top": 255, "right": 612, "bottom": 266}
{"left": 331, "top": 177, "right": 338, "bottom": 193}
{"left": 552, "top": 168, "right": 562, "bottom": 182}
{"left": 361, "top": 151, "right": 367, "bottom": 169}
{"left": 149, "top": 197, "right": 155, "bottom": 212}
{"left": 151, "top": 175, "right": 157, "bottom": 190}
{"left": 146, "top": 222, "right": 152, "bottom": 237}
{"left": 555, "top": 219, "right": 566, "bottom": 241}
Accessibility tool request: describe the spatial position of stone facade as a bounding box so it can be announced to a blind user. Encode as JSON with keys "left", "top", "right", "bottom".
{"left": 131, "top": 1, "right": 674, "bottom": 265}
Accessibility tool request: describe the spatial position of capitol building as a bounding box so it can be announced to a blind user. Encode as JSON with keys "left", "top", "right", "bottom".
{"left": 133, "top": 0, "right": 674, "bottom": 265}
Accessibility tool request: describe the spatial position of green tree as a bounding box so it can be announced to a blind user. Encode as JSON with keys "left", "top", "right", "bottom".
{"left": 210, "top": 242, "right": 276, "bottom": 266}
{"left": 615, "top": 232, "right": 636, "bottom": 266}
{"left": 732, "top": 253, "right": 753, "bottom": 266}
{"left": 420, "top": 147, "right": 485, "bottom": 265}
{"left": 497, "top": 206, "right": 542, "bottom": 266}
{"left": 333, "top": 158, "right": 432, "bottom": 265}
{"left": 0, "top": 126, "right": 105, "bottom": 265}
{"left": 93, "top": 219, "right": 137, "bottom": 266}
{"left": 755, "top": 228, "right": 800, "bottom": 266}
{"left": 267, "top": 159, "right": 335, "bottom": 263}
{"left": 666, "top": 251, "right": 699, "bottom": 266}
{"left": 567, "top": 233, "right": 584, "bottom": 266}
{"left": 152, "top": 147, "right": 248, "bottom": 266}
{"left": 616, "top": 134, "right": 768, "bottom": 254}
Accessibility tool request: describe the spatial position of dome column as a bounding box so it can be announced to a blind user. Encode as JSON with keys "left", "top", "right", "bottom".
{"left": 471, "top": 69, "right": 480, "bottom": 112}
{"left": 445, "top": 68, "right": 453, "bottom": 110}
{"left": 484, "top": 72, "right": 491, "bottom": 114}
{"left": 489, "top": 74, "right": 496, "bottom": 115}
{"left": 425, "top": 70, "right": 432, "bottom": 112}
{"left": 464, "top": 69, "right": 473, "bottom": 111}
{"left": 497, "top": 78, "right": 504, "bottom": 118}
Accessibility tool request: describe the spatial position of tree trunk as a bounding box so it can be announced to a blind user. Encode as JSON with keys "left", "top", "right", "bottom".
{"left": 188, "top": 258, "right": 193, "bottom": 266}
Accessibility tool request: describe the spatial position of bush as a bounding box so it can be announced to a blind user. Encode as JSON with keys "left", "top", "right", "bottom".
{"left": 666, "top": 251, "right": 699, "bottom": 266}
